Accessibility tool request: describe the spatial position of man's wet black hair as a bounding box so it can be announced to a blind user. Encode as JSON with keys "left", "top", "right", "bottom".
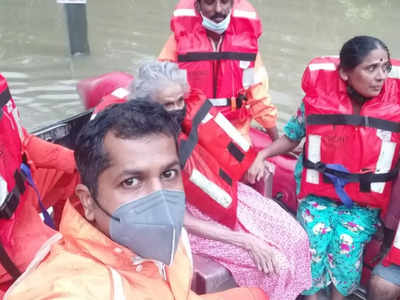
{"left": 74, "top": 99, "right": 180, "bottom": 199}
{"left": 339, "top": 35, "right": 391, "bottom": 71}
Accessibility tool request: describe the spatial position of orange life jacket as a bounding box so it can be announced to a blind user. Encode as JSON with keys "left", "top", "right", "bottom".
{"left": 299, "top": 57, "right": 400, "bottom": 212}
{"left": 0, "top": 75, "right": 25, "bottom": 220}
{"left": 0, "top": 75, "right": 79, "bottom": 294}
{"left": 181, "top": 90, "right": 257, "bottom": 181}
{"left": 171, "top": 0, "right": 261, "bottom": 117}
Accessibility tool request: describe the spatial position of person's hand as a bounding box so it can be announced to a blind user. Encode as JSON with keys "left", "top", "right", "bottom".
{"left": 244, "top": 153, "right": 266, "bottom": 184}
{"left": 244, "top": 234, "right": 279, "bottom": 275}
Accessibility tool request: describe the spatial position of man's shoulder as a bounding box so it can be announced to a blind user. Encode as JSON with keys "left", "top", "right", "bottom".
{"left": 6, "top": 241, "right": 112, "bottom": 300}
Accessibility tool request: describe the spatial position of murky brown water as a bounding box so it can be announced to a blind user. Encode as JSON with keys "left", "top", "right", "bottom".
{"left": 0, "top": 0, "right": 399, "bottom": 131}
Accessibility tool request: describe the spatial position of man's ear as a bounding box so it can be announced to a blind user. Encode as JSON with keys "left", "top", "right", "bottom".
{"left": 75, "top": 183, "right": 96, "bottom": 221}
{"left": 339, "top": 68, "right": 349, "bottom": 81}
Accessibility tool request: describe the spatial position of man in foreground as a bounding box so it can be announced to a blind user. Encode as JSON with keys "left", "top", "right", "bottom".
{"left": 4, "top": 100, "right": 268, "bottom": 300}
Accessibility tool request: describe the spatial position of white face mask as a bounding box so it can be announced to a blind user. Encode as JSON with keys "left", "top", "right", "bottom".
{"left": 200, "top": 11, "right": 232, "bottom": 35}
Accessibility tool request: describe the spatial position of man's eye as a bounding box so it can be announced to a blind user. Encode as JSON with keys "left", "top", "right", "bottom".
{"left": 121, "top": 177, "right": 139, "bottom": 188}
{"left": 162, "top": 169, "right": 178, "bottom": 179}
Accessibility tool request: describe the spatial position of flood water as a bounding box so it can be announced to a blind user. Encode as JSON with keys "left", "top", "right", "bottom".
{"left": 0, "top": 0, "right": 399, "bottom": 131}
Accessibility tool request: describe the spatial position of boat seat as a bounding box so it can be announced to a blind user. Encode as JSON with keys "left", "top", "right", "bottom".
{"left": 191, "top": 254, "right": 237, "bottom": 294}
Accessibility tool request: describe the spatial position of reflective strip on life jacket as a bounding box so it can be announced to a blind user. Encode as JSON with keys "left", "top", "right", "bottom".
{"left": 213, "top": 112, "right": 251, "bottom": 152}
{"left": 232, "top": 9, "right": 257, "bottom": 20}
{"left": 111, "top": 88, "right": 130, "bottom": 99}
{"left": 372, "top": 140, "right": 396, "bottom": 193}
{"left": 308, "top": 62, "right": 336, "bottom": 71}
{"left": 189, "top": 169, "right": 232, "bottom": 208}
{"left": 209, "top": 98, "right": 230, "bottom": 106}
{"left": 0, "top": 176, "right": 8, "bottom": 209}
{"left": 305, "top": 134, "right": 321, "bottom": 185}
{"left": 389, "top": 65, "right": 400, "bottom": 79}
{"left": 109, "top": 267, "right": 126, "bottom": 300}
{"left": 173, "top": 8, "right": 196, "bottom": 17}
{"left": 208, "top": 93, "right": 248, "bottom": 109}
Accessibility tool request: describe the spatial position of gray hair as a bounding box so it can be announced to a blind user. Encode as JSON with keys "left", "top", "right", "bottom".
{"left": 129, "top": 61, "right": 189, "bottom": 101}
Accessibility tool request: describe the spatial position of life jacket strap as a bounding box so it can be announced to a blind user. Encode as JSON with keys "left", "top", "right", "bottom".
{"left": 307, "top": 114, "right": 400, "bottom": 132}
{"left": 0, "top": 86, "right": 11, "bottom": 118}
{"left": 0, "top": 170, "right": 26, "bottom": 219}
{"left": 178, "top": 51, "right": 256, "bottom": 62}
{"left": 219, "top": 168, "right": 233, "bottom": 186}
{"left": 0, "top": 242, "right": 21, "bottom": 280}
{"left": 179, "top": 100, "right": 213, "bottom": 168}
{"left": 304, "top": 158, "right": 400, "bottom": 192}
{"left": 209, "top": 93, "right": 247, "bottom": 109}
{"left": 20, "top": 163, "right": 55, "bottom": 229}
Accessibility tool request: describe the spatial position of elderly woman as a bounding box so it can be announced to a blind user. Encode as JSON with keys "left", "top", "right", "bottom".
{"left": 259, "top": 36, "right": 400, "bottom": 300}
{"left": 129, "top": 61, "right": 311, "bottom": 300}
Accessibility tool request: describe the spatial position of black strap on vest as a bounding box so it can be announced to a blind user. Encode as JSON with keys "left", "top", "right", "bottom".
{"left": 179, "top": 100, "right": 213, "bottom": 168}
{"left": 219, "top": 169, "right": 233, "bottom": 186}
{"left": 178, "top": 51, "right": 257, "bottom": 62}
{"left": 0, "top": 169, "right": 26, "bottom": 280}
{"left": 209, "top": 93, "right": 248, "bottom": 108}
{"left": 0, "top": 242, "right": 21, "bottom": 280}
{"left": 303, "top": 158, "right": 400, "bottom": 192}
{"left": 0, "top": 169, "right": 26, "bottom": 219}
{"left": 307, "top": 114, "right": 400, "bottom": 132}
{"left": 227, "top": 142, "right": 244, "bottom": 162}
{"left": 0, "top": 86, "right": 11, "bottom": 118}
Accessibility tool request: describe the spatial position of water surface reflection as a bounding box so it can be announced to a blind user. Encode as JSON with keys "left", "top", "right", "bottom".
{"left": 0, "top": 0, "right": 398, "bottom": 130}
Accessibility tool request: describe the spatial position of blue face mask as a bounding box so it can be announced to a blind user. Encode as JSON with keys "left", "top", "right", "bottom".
{"left": 201, "top": 11, "right": 232, "bottom": 35}
{"left": 109, "top": 190, "right": 186, "bottom": 265}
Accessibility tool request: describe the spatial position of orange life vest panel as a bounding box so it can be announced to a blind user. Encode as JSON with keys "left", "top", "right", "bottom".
{"left": 0, "top": 75, "right": 25, "bottom": 219}
{"left": 180, "top": 131, "right": 239, "bottom": 228}
{"left": 181, "top": 89, "right": 257, "bottom": 181}
{"left": 299, "top": 57, "right": 400, "bottom": 212}
{"left": 171, "top": 0, "right": 261, "bottom": 117}
{"left": 0, "top": 75, "right": 60, "bottom": 288}
{"left": 180, "top": 90, "right": 257, "bottom": 228}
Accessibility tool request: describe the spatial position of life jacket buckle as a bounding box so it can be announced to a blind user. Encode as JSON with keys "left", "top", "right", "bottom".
{"left": 0, "top": 192, "right": 19, "bottom": 219}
